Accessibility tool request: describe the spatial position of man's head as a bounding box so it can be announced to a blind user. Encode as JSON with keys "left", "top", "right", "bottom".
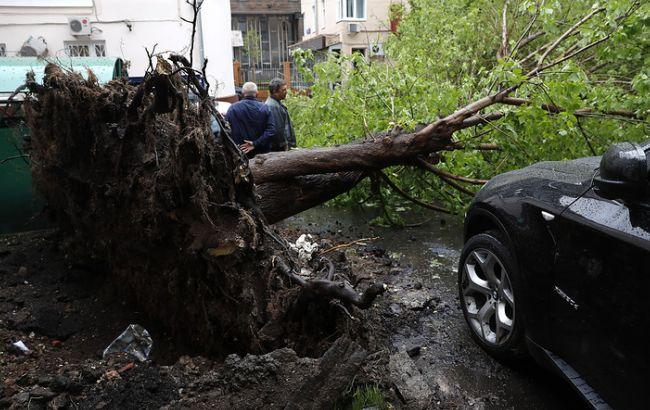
{"left": 269, "top": 78, "right": 288, "bottom": 101}
{"left": 242, "top": 82, "right": 258, "bottom": 98}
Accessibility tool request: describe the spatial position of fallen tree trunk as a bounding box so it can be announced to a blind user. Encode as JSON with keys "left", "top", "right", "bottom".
{"left": 249, "top": 130, "right": 453, "bottom": 184}
{"left": 256, "top": 172, "right": 365, "bottom": 224}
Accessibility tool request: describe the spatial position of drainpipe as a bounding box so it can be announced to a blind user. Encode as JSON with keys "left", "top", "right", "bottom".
{"left": 197, "top": 6, "right": 206, "bottom": 68}
{"left": 196, "top": 5, "right": 208, "bottom": 93}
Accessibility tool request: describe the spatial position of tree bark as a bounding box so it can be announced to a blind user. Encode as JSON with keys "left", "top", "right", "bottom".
{"left": 257, "top": 172, "right": 366, "bottom": 224}
{"left": 249, "top": 131, "right": 453, "bottom": 184}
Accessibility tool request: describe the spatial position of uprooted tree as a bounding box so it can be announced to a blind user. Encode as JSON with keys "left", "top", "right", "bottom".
{"left": 20, "top": 0, "right": 647, "bottom": 356}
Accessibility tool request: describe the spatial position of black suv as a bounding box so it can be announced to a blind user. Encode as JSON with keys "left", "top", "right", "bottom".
{"left": 459, "top": 141, "right": 650, "bottom": 410}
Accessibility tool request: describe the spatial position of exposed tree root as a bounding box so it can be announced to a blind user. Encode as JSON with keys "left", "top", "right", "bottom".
{"left": 23, "top": 62, "right": 385, "bottom": 357}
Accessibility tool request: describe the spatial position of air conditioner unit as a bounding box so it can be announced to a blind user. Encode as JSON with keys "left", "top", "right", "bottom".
{"left": 68, "top": 16, "right": 92, "bottom": 36}
{"left": 348, "top": 23, "right": 361, "bottom": 33}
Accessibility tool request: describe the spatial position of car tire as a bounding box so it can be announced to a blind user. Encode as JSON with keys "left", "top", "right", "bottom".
{"left": 458, "top": 230, "right": 527, "bottom": 360}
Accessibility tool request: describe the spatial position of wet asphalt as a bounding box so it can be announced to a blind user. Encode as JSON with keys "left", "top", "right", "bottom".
{"left": 281, "top": 206, "right": 586, "bottom": 410}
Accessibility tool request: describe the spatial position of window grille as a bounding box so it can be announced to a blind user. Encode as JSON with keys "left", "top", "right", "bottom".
{"left": 65, "top": 41, "right": 106, "bottom": 57}
{"left": 67, "top": 44, "right": 90, "bottom": 57}
{"left": 94, "top": 43, "right": 106, "bottom": 57}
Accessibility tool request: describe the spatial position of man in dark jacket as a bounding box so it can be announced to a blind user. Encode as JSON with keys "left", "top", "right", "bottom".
{"left": 225, "top": 82, "right": 276, "bottom": 156}
{"left": 265, "top": 78, "right": 296, "bottom": 151}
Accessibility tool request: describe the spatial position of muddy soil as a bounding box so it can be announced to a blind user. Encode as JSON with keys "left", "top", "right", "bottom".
{"left": 0, "top": 206, "right": 586, "bottom": 409}
{"left": 0, "top": 223, "right": 394, "bottom": 409}
{"left": 279, "top": 206, "right": 587, "bottom": 410}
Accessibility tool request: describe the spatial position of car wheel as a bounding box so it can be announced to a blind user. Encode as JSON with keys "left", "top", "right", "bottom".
{"left": 458, "top": 231, "right": 526, "bottom": 360}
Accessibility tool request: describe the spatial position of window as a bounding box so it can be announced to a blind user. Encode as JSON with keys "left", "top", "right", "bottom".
{"left": 0, "top": 43, "right": 6, "bottom": 57}
{"left": 65, "top": 40, "right": 106, "bottom": 57}
{"left": 337, "top": 0, "right": 365, "bottom": 20}
{"left": 320, "top": 0, "right": 326, "bottom": 29}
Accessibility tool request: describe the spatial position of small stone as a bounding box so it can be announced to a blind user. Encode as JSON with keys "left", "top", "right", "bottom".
{"left": 9, "top": 310, "right": 32, "bottom": 327}
{"left": 12, "top": 391, "right": 30, "bottom": 405}
{"left": 30, "top": 386, "right": 56, "bottom": 401}
{"left": 145, "top": 380, "right": 158, "bottom": 392}
{"left": 2, "top": 379, "right": 18, "bottom": 397}
{"left": 48, "top": 393, "right": 69, "bottom": 409}
{"left": 15, "top": 373, "right": 32, "bottom": 386}
{"left": 389, "top": 351, "right": 433, "bottom": 408}
{"left": 407, "top": 346, "right": 421, "bottom": 358}
{"left": 53, "top": 375, "right": 70, "bottom": 392}
{"left": 389, "top": 303, "right": 402, "bottom": 315}
{"left": 37, "top": 375, "right": 55, "bottom": 387}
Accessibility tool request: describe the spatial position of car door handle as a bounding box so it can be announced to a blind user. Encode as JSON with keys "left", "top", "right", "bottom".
{"left": 541, "top": 211, "right": 555, "bottom": 221}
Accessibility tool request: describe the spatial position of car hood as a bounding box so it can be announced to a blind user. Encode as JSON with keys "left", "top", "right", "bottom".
{"left": 474, "top": 156, "right": 601, "bottom": 212}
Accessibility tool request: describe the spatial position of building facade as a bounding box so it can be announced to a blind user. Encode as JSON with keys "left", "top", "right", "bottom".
{"left": 0, "top": 0, "right": 236, "bottom": 98}
{"left": 296, "top": 0, "right": 397, "bottom": 57}
{"left": 230, "top": 0, "right": 302, "bottom": 85}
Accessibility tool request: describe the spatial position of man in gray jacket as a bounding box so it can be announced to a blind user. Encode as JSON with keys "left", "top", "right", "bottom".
{"left": 265, "top": 78, "right": 296, "bottom": 151}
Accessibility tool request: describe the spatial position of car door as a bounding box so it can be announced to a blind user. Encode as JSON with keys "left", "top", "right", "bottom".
{"left": 550, "top": 188, "right": 650, "bottom": 409}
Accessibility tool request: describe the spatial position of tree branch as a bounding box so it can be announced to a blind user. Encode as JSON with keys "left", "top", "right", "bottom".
{"left": 185, "top": 0, "right": 204, "bottom": 67}
{"left": 1, "top": 154, "right": 30, "bottom": 165}
{"left": 416, "top": 158, "right": 488, "bottom": 185}
{"left": 498, "top": 1, "right": 509, "bottom": 59}
{"left": 536, "top": 7, "right": 605, "bottom": 69}
{"left": 274, "top": 257, "right": 387, "bottom": 309}
{"left": 516, "top": 30, "right": 545, "bottom": 51}
{"left": 376, "top": 170, "right": 452, "bottom": 214}
{"left": 535, "top": 34, "right": 611, "bottom": 74}
{"left": 575, "top": 117, "right": 597, "bottom": 155}
{"left": 500, "top": 96, "right": 640, "bottom": 119}
{"left": 432, "top": 172, "right": 475, "bottom": 196}
{"left": 461, "top": 112, "right": 506, "bottom": 127}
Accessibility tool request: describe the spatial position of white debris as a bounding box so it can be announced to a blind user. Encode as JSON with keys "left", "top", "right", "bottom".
{"left": 299, "top": 268, "right": 313, "bottom": 277}
{"left": 290, "top": 234, "right": 319, "bottom": 262}
{"left": 12, "top": 340, "right": 30, "bottom": 353}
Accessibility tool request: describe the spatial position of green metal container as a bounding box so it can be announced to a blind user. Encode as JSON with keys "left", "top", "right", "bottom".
{"left": 0, "top": 56, "right": 125, "bottom": 234}
{"left": 0, "top": 125, "right": 44, "bottom": 234}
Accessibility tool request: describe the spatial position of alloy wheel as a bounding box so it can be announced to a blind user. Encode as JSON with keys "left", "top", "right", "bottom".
{"left": 461, "top": 248, "right": 515, "bottom": 346}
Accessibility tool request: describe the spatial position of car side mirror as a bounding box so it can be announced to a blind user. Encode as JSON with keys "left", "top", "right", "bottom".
{"left": 594, "top": 142, "right": 649, "bottom": 200}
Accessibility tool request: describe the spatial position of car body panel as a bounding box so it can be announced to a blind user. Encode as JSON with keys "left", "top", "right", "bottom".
{"left": 550, "top": 189, "right": 650, "bottom": 410}
{"left": 464, "top": 155, "right": 649, "bottom": 409}
{"left": 466, "top": 157, "right": 600, "bottom": 347}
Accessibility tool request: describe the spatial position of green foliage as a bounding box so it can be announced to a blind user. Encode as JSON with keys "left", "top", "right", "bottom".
{"left": 286, "top": 0, "right": 649, "bottom": 221}
{"left": 350, "top": 385, "right": 387, "bottom": 410}
{"left": 242, "top": 29, "right": 262, "bottom": 68}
